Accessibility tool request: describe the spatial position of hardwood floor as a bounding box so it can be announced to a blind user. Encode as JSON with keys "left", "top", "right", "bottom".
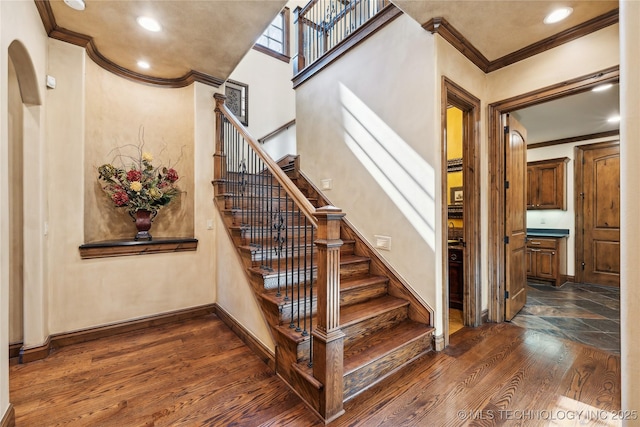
{"left": 10, "top": 313, "right": 621, "bottom": 426}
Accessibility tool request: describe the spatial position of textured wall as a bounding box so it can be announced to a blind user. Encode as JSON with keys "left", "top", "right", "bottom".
{"left": 84, "top": 59, "right": 194, "bottom": 242}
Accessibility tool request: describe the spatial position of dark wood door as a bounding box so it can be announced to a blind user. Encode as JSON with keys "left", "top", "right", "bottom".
{"left": 578, "top": 143, "right": 620, "bottom": 286}
{"left": 505, "top": 114, "right": 527, "bottom": 321}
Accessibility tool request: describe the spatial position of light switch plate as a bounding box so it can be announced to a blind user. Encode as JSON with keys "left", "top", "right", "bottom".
{"left": 375, "top": 235, "right": 391, "bottom": 251}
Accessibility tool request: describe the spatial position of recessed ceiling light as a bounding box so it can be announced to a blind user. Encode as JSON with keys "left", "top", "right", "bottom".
{"left": 544, "top": 7, "right": 573, "bottom": 24}
{"left": 136, "top": 16, "right": 162, "bottom": 32}
{"left": 607, "top": 115, "right": 621, "bottom": 123}
{"left": 63, "top": 0, "right": 85, "bottom": 11}
{"left": 137, "top": 60, "right": 150, "bottom": 70}
{"left": 592, "top": 83, "right": 613, "bottom": 92}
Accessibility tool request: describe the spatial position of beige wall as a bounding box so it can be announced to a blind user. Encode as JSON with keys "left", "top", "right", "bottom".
{"left": 46, "top": 39, "right": 215, "bottom": 334}
{"left": 434, "top": 24, "right": 619, "bottom": 321}
{"left": 8, "top": 56, "right": 24, "bottom": 345}
{"left": 434, "top": 35, "right": 488, "bottom": 320}
{"left": 84, "top": 59, "right": 195, "bottom": 242}
{"left": 296, "top": 14, "right": 437, "bottom": 327}
{"left": 1, "top": 0, "right": 49, "bottom": 418}
{"left": 620, "top": 0, "right": 639, "bottom": 417}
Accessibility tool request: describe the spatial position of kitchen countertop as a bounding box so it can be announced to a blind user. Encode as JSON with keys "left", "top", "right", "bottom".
{"left": 526, "top": 228, "right": 569, "bottom": 238}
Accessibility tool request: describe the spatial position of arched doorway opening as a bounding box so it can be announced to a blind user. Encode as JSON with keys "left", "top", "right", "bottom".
{"left": 6, "top": 40, "right": 43, "bottom": 361}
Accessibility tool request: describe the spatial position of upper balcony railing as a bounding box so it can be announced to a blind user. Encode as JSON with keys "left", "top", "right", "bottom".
{"left": 293, "top": 0, "right": 390, "bottom": 74}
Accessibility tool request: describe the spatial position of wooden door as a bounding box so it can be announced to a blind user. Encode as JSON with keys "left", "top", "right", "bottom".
{"left": 504, "top": 114, "right": 528, "bottom": 320}
{"left": 578, "top": 143, "right": 620, "bottom": 286}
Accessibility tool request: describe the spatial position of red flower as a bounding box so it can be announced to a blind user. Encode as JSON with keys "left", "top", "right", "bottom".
{"left": 112, "top": 191, "right": 129, "bottom": 206}
{"left": 127, "top": 169, "right": 142, "bottom": 182}
{"left": 166, "top": 168, "right": 179, "bottom": 182}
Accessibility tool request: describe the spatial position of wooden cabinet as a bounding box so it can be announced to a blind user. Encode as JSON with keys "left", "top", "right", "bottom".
{"left": 448, "top": 247, "right": 463, "bottom": 309}
{"left": 527, "top": 157, "right": 569, "bottom": 210}
{"left": 526, "top": 237, "right": 564, "bottom": 286}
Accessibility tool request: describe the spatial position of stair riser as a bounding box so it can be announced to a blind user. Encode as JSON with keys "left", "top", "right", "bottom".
{"left": 240, "top": 246, "right": 315, "bottom": 266}
{"left": 342, "top": 306, "right": 409, "bottom": 348}
{"left": 340, "top": 260, "right": 371, "bottom": 279}
{"left": 215, "top": 182, "right": 288, "bottom": 197}
{"left": 341, "top": 282, "right": 388, "bottom": 307}
{"left": 222, "top": 195, "right": 313, "bottom": 211}
{"left": 341, "top": 242, "right": 355, "bottom": 256}
{"left": 231, "top": 228, "right": 315, "bottom": 248}
{"left": 343, "top": 333, "right": 432, "bottom": 400}
{"left": 258, "top": 269, "right": 317, "bottom": 291}
{"left": 225, "top": 210, "right": 310, "bottom": 227}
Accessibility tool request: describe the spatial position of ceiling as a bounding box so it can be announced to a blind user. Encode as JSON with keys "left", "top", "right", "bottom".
{"left": 40, "top": 0, "right": 618, "bottom": 87}
{"left": 44, "top": 0, "right": 288, "bottom": 86}
{"left": 393, "top": 1, "right": 618, "bottom": 61}
{"left": 513, "top": 83, "right": 620, "bottom": 144}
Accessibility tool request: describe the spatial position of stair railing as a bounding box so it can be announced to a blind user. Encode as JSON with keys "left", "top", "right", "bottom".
{"left": 214, "top": 93, "right": 345, "bottom": 420}
{"left": 294, "top": 0, "right": 390, "bottom": 74}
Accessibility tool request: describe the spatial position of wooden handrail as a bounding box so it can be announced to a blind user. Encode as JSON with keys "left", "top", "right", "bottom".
{"left": 258, "top": 119, "right": 296, "bottom": 144}
{"left": 214, "top": 94, "right": 317, "bottom": 228}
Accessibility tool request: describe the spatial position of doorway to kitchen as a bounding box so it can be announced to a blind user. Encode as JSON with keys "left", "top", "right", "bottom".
{"left": 441, "top": 78, "right": 481, "bottom": 346}
{"left": 487, "top": 66, "right": 619, "bottom": 323}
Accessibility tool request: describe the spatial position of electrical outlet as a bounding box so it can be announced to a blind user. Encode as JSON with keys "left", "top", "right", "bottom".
{"left": 321, "top": 179, "right": 332, "bottom": 190}
{"left": 540, "top": 217, "right": 546, "bottom": 224}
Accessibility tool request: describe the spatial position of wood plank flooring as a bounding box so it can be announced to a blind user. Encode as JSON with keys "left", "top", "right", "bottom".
{"left": 10, "top": 314, "right": 621, "bottom": 426}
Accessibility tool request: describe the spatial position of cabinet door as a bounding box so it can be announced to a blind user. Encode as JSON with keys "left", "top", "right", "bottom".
{"left": 526, "top": 248, "right": 534, "bottom": 276}
{"left": 535, "top": 249, "right": 556, "bottom": 279}
{"left": 526, "top": 158, "right": 568, "bottom": 210}
{"left": 537, "top": 164, "right": 562, "bottom": 209}
{"left": 526, "top": 167, "right": 536, "bottom": 209}
{"left": 448, "top": 249, "right": 464, "bottom": 310}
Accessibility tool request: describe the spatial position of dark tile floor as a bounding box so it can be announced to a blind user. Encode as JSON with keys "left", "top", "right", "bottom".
{"left": 511, "top": 282, "right": 620, "bottom": 353}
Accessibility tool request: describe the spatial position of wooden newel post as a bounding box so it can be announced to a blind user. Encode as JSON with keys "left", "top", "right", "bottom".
{"left": 312, "top": 205, "right": 346, "bottom": 422}
{"left": 213, "top": 93, "right": 227, "bottom": 192}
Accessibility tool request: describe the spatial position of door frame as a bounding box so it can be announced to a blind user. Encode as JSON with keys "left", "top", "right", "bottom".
{"left": 487, "top": 66, "right": 619, "bottom": 322}
{"left": 441, "top": 77, "right": 482, "bottom": 345}
{"left": 574, "top": 140, "right": 621, "bottom": 285}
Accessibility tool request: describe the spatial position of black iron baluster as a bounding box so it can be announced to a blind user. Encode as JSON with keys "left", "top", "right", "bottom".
{"left": 287, "top": 194, "right": 294, "bottom": 329}
{"left": 302, "top": 211, "right": 308, "bottom": 337}
{"left": 295, "top": 207, "right": 301, "bottom": 333}
{"left": 308, "top": 223, "right": 314, "bottom": 367}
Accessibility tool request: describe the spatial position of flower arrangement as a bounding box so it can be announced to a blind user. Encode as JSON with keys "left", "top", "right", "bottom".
{"left": 98, "top": 144, "right": 180, "bottom": 215}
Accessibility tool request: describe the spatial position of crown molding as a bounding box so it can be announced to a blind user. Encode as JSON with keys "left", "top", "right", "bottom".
{"left": 424, "top": 8, "right": 619, "bottom": 74}
{"left": 423, "top": 17, "right": 490, "bottom": 72}
{"left": 527, "top": 129, "right": 619, "bottom": 150}
{"left": 33, "top": 0, "right": 223, "bottom": 88}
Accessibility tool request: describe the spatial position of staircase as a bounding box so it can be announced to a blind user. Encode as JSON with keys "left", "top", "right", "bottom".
{"left": 212, "top": 95, "right": 434, "bottom": 422}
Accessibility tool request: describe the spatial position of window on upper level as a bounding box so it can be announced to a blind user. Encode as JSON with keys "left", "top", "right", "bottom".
{"left": 253, "top": 8, "right": 290, "bottom": 63}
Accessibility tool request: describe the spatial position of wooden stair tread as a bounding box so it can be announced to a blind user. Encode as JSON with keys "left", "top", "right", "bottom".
{"left": 275, "top": 321, "right": 314, "bottom": 343}
{"left": 340, "top": 254, "right": 370, "bottom": 265}
{"left": 340, "top": 295, "right": 408, "bottom": 328}
{"left": 343, "top": 320, "right": 434, "bottom": 373}
{"left": 341, "top": 275, "right": 388, "bottom": 291}
{"left": 262, "top": 286, "right": 316, "bottom": 306}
